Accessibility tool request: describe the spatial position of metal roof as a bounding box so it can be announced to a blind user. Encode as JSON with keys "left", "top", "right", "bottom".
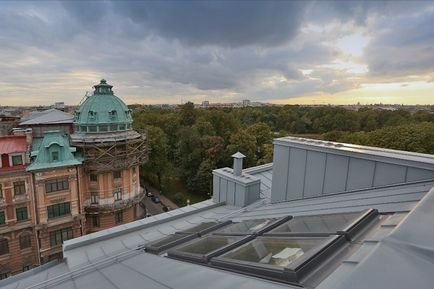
{"left": 3, "top": 142, "right": 434, "bottom": 289}
{"left": 3, "top": 179, "right": 433, "bottom": 289}
{"left": 0, "top": 135, "right": 27, "bottom": 154}
{"left": 27, "top": 130, "right": 81, "bottom": 171}
{"left": 275, "top": 137, "right": 434, "bottom": 169}
{"left": 19, "top": 109, "right": 74, "bottom": 125}
{"left": 74, "top": 80, "right": 132, "bottom": 126}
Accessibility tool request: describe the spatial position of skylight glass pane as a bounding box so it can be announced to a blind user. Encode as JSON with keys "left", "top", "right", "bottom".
{"left": 270, "top": 212, "right": 361, "bottom": 234}
{"left": 221, "top": 237, "right": 324, "bottom": 268}
{"left": 178, "top": 222, "right": 218, "bottom": 233}
{"left": 148, "top": 234, "right": 188, "bottom": 248}
{"left": 176, "top": 235, "right": 242, "bottom": 255}
{"left": 217, "top": 219, "right": 275, "bottom": 234}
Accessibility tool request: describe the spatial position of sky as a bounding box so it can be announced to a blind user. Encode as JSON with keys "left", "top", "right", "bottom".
{"left": 1, "top": 1, "right": 434, "bottom": 106}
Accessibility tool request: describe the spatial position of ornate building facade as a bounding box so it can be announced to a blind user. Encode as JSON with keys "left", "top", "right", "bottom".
{"left": 71, "top": 80, "right": 147, "bottom": 233}
{"left": 0, "top": 80, "right": 147, "bottom": 278}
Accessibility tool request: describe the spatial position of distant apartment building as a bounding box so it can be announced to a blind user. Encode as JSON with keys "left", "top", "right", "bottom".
{"left": 0, "top": 80, "right": 148, "bottom": 278}
{"left": 0, "top": 116, "right": 20, "bottom": 136}
{"left": 201, "top": 100, "right": 210, "bottom": 108}
{"left": 242, "top": 99, "right": 251, "bottom": 107}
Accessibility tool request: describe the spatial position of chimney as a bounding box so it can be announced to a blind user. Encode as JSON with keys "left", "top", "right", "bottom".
{"left": 212, "top": 152, "right": 261, "bottom": 207}
{"left": 232, "top": 152, "right": 245, "bottom": 176}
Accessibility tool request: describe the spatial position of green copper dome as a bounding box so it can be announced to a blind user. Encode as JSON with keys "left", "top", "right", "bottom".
{"left": 74, "top": 79, "right": 133, "bottom": 133}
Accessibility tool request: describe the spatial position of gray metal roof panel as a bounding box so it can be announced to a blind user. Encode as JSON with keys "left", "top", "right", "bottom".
{"left": 4, "top": 166, "right": 434, "bottom": 289}
{"left": 275, "top": 137, "right": 434, "bottom": 168}
{"left": 19, "top": 109, "right": 74, "bottom": 125}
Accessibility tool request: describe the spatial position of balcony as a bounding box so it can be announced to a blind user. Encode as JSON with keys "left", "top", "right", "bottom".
{"left": 84, "top": 190, "right": 145, "bottom": 213}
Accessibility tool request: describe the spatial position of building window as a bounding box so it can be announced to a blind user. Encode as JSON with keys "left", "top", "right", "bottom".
{"left": 22, "top": 265, "right": 32, "bottom": 272}
{"left": 0, "top": 211, "right": 5, "bottom": 225}
{"left": 99, "top": 125, "right": 108, "bottom": 132}
{"left": 45, "top": 179, "right": 69, "bottom": 193}
{"left": 81, "top": 126, "right": 88, "bottom": 132}
{"left": 51, "top": 151, "right": 59, "bottom": 162}
{"left": 0, "top": 271, "right": 10, "bottom": 280}
{"left": 115, "top": 211, "right": 123, "bottom": 224}
{"left": 19, "top": 234, "right": 31, "bottom": 249}
{"left": 13, "top": 181, "right": 26, "bottom": 195}
{"left": 0, "top": 238, "right": 9, "bottom": 255}
{"left": 49, "top": 227, "right": 73, "bottom": 246}
{"left": 113, "top": 170, "right": 121, "bottom": 179}
{"left": 11, "top": 155, "right": 23, "bottom": 166}
{"left": 90, "top": 173, "right": 98, "bottom": 182}
{"left": 90, "top": 192, "right": 99, "bottom": 204}
{"left": 88, "top": 110, "right": 97, "bottom": 120}
{"left": 88, "top": 125, "right": 97, "bottom": 132}
{"left": 91, "top": 215, "right": 100, "bottom": 227}
{"left": 119, "top": 124, "right": 126, "bottom": 130}
{"left": 113, "top": 188, "right": 122, "bottom": 201}
{"left": 109, "top": 110, "right": 117, "bottom": 120}
{"left": 110, "top": 124, "right": 118, "bottom": 131}
{"left": 16, "top": 207, "right": 28, "bottom": 221}
{"left": 47, "top": 202, "right": 71, "bottom": 218}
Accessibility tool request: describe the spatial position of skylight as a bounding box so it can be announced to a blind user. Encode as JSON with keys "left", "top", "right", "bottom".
{"left": 157, "top": 209, "right": 378, "bottom": 286}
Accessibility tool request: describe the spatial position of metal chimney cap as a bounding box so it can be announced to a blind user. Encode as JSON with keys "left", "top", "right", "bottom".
{"left": 232, "top": 152, "right": 246, "bottom": 159}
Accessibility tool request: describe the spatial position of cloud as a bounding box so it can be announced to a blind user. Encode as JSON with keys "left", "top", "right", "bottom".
{"left": 365, "top": 9, "right": 434, "bottom": 79}
{"left": 0, "top": 1, "right": 434, "bottom": 105}
{"left": 113, "top": 1, "right": 308, "bottom": 47}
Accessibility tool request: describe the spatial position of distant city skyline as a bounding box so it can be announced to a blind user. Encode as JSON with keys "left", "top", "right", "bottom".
{"left": 1, "top": 1, "right": 434, "bottom": 106}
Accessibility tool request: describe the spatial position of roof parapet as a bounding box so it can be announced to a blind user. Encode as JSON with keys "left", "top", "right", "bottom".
{"left": 271, "top": 137, "right": 434, "bottom": 203}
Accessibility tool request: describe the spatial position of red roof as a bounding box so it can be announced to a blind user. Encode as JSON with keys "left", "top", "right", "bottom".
{"left": 0, "top": 135, "right": 27, "bottom": 154}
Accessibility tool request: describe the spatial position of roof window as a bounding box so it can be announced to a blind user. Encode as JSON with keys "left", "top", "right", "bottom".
{"left": 159, "top": 209, "right": 378, "bottom": 286}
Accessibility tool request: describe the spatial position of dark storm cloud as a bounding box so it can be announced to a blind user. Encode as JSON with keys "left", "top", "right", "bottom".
{"left": 1, "top": 1, "right": 434, "bottom": 105}
{"left": 365, "top": 9, "right": 434, "bottom": 78}
{"left": 61, "top": 1, "right": 308, "bottom": 47}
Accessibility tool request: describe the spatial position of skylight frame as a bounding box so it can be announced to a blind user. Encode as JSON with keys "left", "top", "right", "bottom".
{"left": 144, "top": 221, "right": 233, "bottom": 254}
{"left": 210, "top": 235, "right": 346, "bottom": 284}
{"left": 167, "top": 234, "right": 255, "bottom": 264}
{"left": 176, "top": 220, "right": 232, "bottom": 236}
{"left": 263, "top": 209, "right": 378, "bottom": 240}
{"left": 212, "top": 216, "right": 293, "bottom": 236}
{"left": 144, "top": 233, "right": 197, "bottom": 254}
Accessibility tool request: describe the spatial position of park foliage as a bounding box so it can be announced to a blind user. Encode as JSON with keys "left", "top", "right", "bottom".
{"left": 133, "top": 103, "right": 434, "bottom": 199}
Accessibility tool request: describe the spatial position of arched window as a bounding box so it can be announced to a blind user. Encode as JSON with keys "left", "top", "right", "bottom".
{"left": 109, "top": 109, "right": 118, "bottom": 120}
{"left": 88, "top": 110, "right": 97, "bottom": 120}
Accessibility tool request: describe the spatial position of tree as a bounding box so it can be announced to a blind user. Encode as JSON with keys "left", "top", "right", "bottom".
{"left": 180, "top": 102, "right": 196, "bottom": 126}
{"left": 141, "top": 126, "right": 169, "bottom": 188}
{"left": 226, "top": 129, "right": 257, "bottom": 167}
{"left": 175, "top": 126, "right": 203, "bottom": 189}
{"left": 246, "top": 123, "right": 272, "bottom": 160}
{"left": 192, "top": 159, "right": 214, "bottom": 194}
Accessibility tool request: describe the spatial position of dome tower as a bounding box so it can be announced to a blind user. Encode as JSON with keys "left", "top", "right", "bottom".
{"left": 71, "top": 80, "right": 147, "bottom": 232}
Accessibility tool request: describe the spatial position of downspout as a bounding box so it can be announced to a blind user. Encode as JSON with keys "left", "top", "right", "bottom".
{"left": 31, "top": 172, "right": 42, "bottom": 266}
{"left": 75, "top": 165, "right": 84, "bottom": 236}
